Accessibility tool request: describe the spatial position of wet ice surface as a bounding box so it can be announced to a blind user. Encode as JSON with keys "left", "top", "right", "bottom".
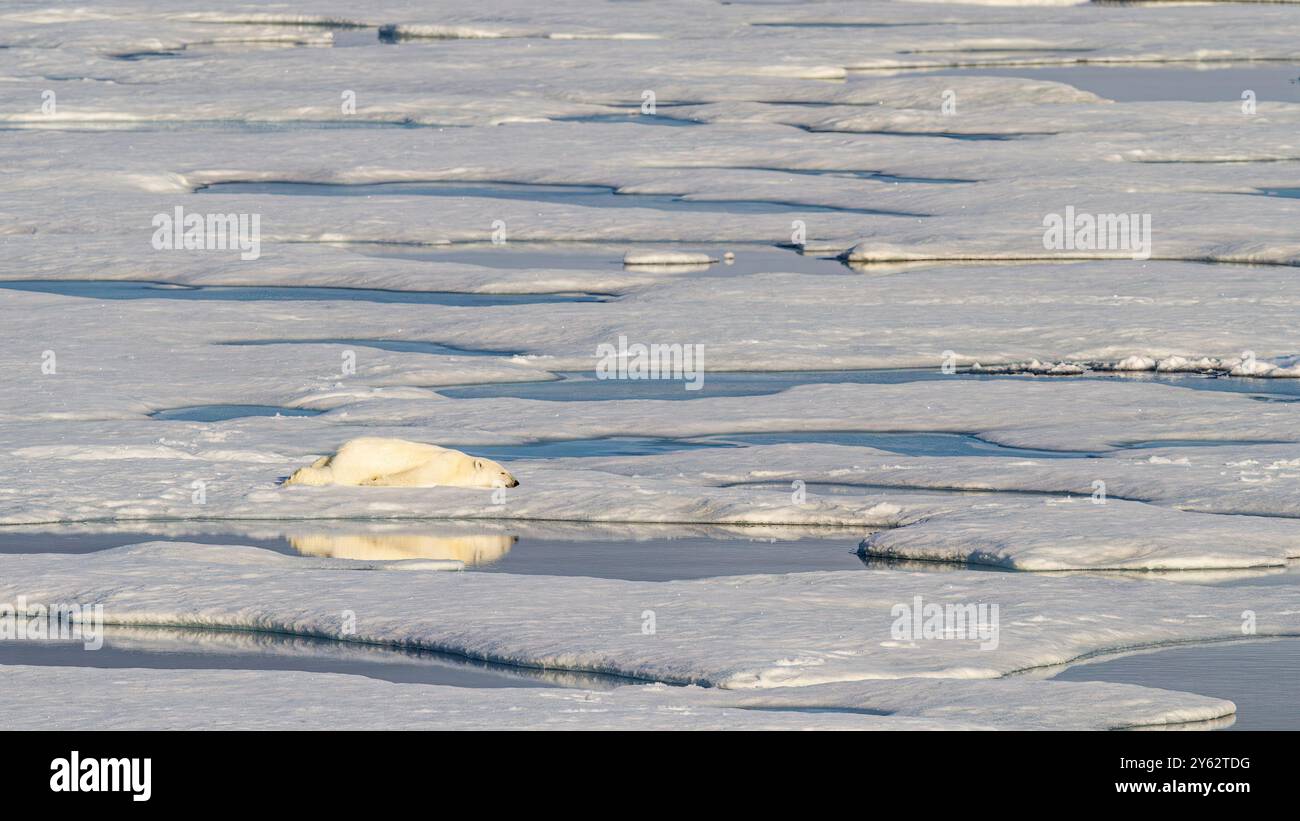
{"left": 1054, "top": 639, "right": 1300, "bottom": 731}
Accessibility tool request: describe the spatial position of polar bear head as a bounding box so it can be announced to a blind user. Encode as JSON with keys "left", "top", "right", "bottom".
{"left": 471, "top": 456, "right": 519, "bottom": 489}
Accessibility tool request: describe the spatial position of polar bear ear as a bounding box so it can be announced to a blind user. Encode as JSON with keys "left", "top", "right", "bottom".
{"left": 473, "top": 459, "right": 483, "bottom": 470}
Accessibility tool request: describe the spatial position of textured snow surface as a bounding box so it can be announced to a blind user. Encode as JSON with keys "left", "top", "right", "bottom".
{"left": 4, "top": 0, "right": 1300, "bottom": 728}
{"left": 0, "top": 664, "right": 1235, "bottom": 730}
{"left": 3, "top": 543, "right": 1297, "bottom": 690}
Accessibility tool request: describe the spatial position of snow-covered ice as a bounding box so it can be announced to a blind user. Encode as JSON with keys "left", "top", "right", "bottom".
{"left": 0, "top": 664, "right": 1236, "bottom": 731}
{"left": 3, "top": 542, "right": 1297, "bottom": 690}
{"left": 3, "top": 0, "right": 1299, "bottom": 729}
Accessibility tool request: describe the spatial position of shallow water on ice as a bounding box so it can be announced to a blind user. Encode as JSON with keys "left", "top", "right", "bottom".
{"left": 813, "top": 128, "right": 1044, "bottom": 141}
{"left": 904, "top": 63, "right": 1300, "bottom": 103}
{"left": 550, "top": 113, "right": 702, "bottom": 127}
{"left": 1120, "top": 438, "right": 1295, "bottom": 449}
{"left": 219, "top": 338, "right": 522, "bottom": 356}
{"left": 346, "top": 242, "right": 856, "bottom": 276}
{"left": 438, "top": 368, "right": 1300, "bottom": 402}
{"left": 731, "top": 479, "right": 1066, "bottom": 499}
{"left": 1090, "top": 372, "right": 1300, "bottom": 401}
{"left": 0, "top": 528, "right": 297, "bottom": 555}
{"left": 0, "top": 120, "right": 448, "bottom": 133}
{"left": 465, "top": 534, "right": 869, "bottom": 580}
{"left": 453, "top": 436, "right": 736, "bottom": 459}
{"left": 751, "top": 22, "right": 939, "bottom": 30}
{"left": 437, "top": 369, "right": 956, "bottom": 400}
{"left": 442, "top": 429, "right": 1289, "bottom": 459}
{"left": 150, "top": 405, "right": 323, "bottom": 422}
{"left": 0, "top": 632, "right": 616, "bottom": 689}
{"left": 741, "top": 167, "right": 975, "bottom": 185}
{"left": 693, "top": 431, "right": 1096, "bottom": 459}
{"left": 0, "top": 526, "right": 871, "bottom": 580}
{"left": 1054, "top": 638, "right": 1300, "bottom": 731}
{"left": 329, "top": 28, "right": 383, "bottom": 48}
{"left": 1202, "top": 561, "right": 1300, "bottom": 589}
{"left": 444, "top": 432, "right": 1096, "bottom": 460}
{"left": 200, "top": 180, "right": 920, "bottom": 216}
{"left": 0, "top": 280, "right": 609, "bottom": 306}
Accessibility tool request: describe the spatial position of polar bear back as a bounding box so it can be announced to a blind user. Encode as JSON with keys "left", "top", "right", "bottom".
{"left": 285, "top": 437, "right": 516, "bottom": 489}
{"left": 325, "top": 437, "right": 451, "bottom": 482}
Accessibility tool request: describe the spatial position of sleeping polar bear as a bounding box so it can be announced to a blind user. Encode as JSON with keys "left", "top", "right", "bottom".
{"left": 284, "top": 437, "right": 519, "bottom": 489}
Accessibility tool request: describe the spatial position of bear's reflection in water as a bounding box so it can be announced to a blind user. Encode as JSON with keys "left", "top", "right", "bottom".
{"left": 290, "top": 533, "right": 517, "bottom": 566}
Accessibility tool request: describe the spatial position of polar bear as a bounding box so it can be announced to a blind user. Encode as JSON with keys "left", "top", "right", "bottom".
{"left": 284, "top": 437, "right": 519, "bottom": 489}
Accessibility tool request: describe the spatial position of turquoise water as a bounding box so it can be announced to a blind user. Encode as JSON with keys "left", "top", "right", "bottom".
{"left": 151, "top": 405, "right": 323, "bottom": 422}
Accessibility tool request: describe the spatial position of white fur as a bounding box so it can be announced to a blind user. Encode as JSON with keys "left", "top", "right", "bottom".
{"left": 284, "top": 438, "right": 519, "bottom": 489}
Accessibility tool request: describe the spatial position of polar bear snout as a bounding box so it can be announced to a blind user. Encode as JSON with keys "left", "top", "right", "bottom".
{"left": 472, "top": 456, "right": 519, "bottom": 489}
{"left": 483, "top": 466, "right": 520, "bottom": 488}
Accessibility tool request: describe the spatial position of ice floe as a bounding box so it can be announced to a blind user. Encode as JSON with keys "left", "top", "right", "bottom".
{"left": 2, "top": 542, "right": 1296, "bottom": 693}
{"left": 0, "top": 664, "right": 1235, "bottom": 730}
{"left": 5, "top": 0, "right": 1300, "bottom": 729}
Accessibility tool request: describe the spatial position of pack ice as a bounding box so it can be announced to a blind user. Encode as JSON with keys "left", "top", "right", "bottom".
{"left": 2, "top": 0, "right": 1299, "bottom": 729}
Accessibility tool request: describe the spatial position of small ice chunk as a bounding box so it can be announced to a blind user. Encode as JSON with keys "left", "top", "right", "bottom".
{"left": 623, "top": 250, "right": 717, "bottom": 266}
{"left": 1111, "top": 355, "right": 1157, "bottom": 372}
